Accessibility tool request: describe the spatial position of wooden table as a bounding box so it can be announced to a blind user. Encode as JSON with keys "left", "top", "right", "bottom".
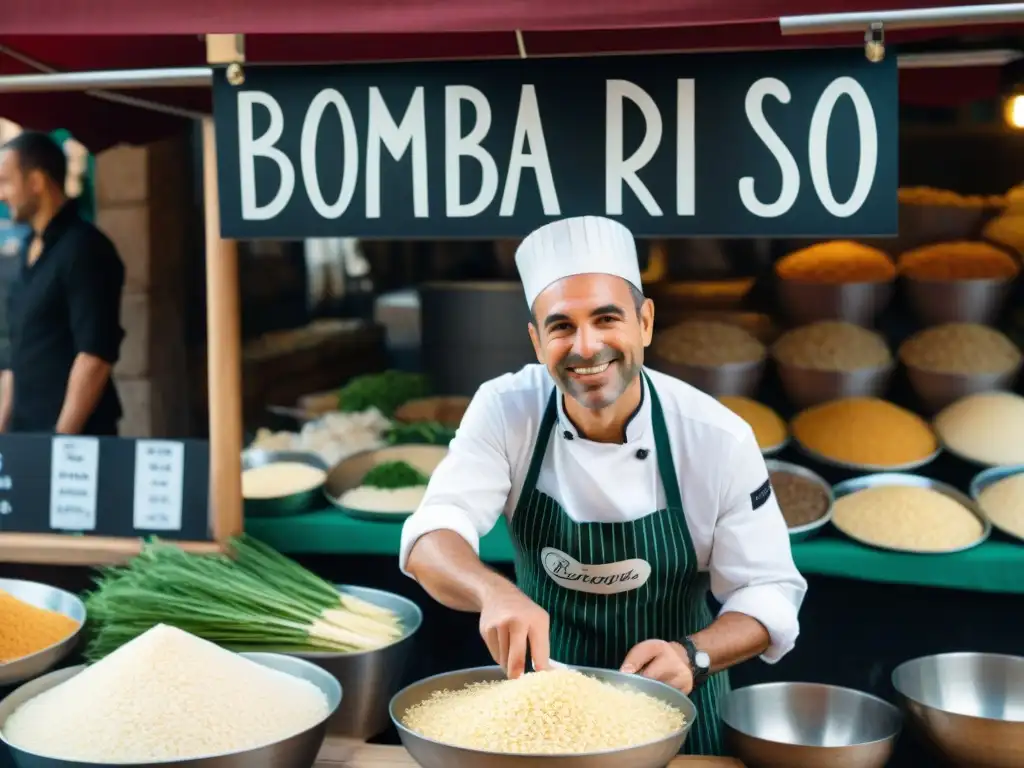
{"left": 315, "top": 738, "right": 745, "bottom": 767}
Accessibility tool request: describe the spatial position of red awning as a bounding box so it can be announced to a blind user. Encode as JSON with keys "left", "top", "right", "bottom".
{"left": 0, "top": 0, "right": 1018, "bottom": 149}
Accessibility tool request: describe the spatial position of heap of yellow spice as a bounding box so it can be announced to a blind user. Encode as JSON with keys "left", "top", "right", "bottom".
{"left": 0, "top": 588, "right": 80, "bottom": 662}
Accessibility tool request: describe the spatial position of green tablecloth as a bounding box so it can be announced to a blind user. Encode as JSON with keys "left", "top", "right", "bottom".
{"left": 245, "top": 509, "right": 1024, "bottom": 594}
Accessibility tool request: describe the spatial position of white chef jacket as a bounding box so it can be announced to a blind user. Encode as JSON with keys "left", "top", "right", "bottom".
{"left": 399, "top": 364, "right": 807, "bottom": 663}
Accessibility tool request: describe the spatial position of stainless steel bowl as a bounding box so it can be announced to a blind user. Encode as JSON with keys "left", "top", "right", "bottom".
{"left": 390, "top": 666, "right": 696, "bottom": 768}
{"left": 765, "top": 460, "right": 834, "bottom": 543}
{"left": 288, "top": 585, "right": 423, "bottom": 739}
{"left": 831, "top": 474, "right": 991, "bottom": 554}
{"left": 892, "top": 652, "right": 1024, "bottom": 768}
{"left": 761, "top": 435, "right": 790, "bottom": 457}
{"left": 970, "top": 465, "right": 1024, "bottom": 544}
{"left": 241, "top": 450, "right": 330, "bottom": 518}
{"left": 777, "top": 279, "right": 894, "bottom": 327}
{"left": 775, "top": 360, "right": 894, "bottom": 410}
{"left": 324, "top": 444, "right": 448, "bottom": 522}
{"left": 721, "top": 682, "right": 902, "bottom": 768}
{"left": 903, "top": 361, "right": 1022, "bottom": 414}
{"left": 0, "top": 579, "right": 85, "bottom": 687}
{"left": 903, "top": 275, "right": 1017, "bottom": 327}
{"left": 795, "top": 438, "right": 941, "bottom": 474}
{"left": 646, "top": 354, "right": 765, "bottom": 398}
{"left": 0, "top": 653, "right": 341, "bottom": 768}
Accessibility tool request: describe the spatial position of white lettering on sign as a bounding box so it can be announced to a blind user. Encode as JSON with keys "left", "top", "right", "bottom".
{"left": 540, "top": 546, "right": 652, "bottom": 595}
{"left": 500, "top": 85, "right": 560, "bottom": 217}
{"left": 740, "top": 75, "right": 878, "bottom": 219}
{"left": 445, "top": 85, "right": 499, "bottom": 218}
{"left": 133, "top": 440, "right": 185, "bottom": 532}
{"left": 366, "top": 86, "right": 428, "bottom": 219}
{"left": 301, "top": 89, "right": 359, "bottom": 219}
{"left": 808, "top": 77, "right": 878, "bottom": 218}
{"left": 238, "top": 91, "right": 295, "bottom": 221}
{"left": 50, "top": 437, "right": 100, "bottom": 532}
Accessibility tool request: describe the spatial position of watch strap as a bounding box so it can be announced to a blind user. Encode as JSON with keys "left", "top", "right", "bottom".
{"left": 679, "top": 636, "right": 711, "bottom": 689}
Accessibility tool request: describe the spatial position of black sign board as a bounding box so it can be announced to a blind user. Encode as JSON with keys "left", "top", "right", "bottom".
{"left": 213, "top": 49, "right": 898, "bottom": 240}
{"left": 0, "top": 434, "right": 211, "bottom": 541}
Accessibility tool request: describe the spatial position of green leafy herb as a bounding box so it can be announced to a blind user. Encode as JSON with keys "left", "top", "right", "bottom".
{"left": 361, "top": 461, "right": 429, "bottom": 490}
{"left": 386, "top": 420, "right": 456, "bottom": 446}
{"left": 336, "top": 371, "right": 431, "bottom": 416}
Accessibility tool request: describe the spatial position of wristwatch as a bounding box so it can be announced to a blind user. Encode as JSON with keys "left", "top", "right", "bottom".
{"left": 680, "top": 636, "right": 711, "bottom": 690}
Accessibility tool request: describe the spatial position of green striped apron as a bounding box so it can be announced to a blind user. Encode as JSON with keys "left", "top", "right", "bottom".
{"left": 510, "top": 372, "right": 729, "bottom": 756}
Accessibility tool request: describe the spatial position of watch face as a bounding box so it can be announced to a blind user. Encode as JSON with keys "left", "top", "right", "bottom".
{"left": 694, "top": 650, "right": 711, "bottom": 671}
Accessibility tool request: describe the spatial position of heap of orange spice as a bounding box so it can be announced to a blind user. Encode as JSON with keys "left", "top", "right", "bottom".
{"left": 776, "top": 241, "right": 896, "bottom": 284}
{"left": 898, "top": 241, "right": 1020, "bottom": 282}
{"left": 791, "top": 397, "right": 938, "bottom": 468}
{"left": 0, "top": 588, "right": 80, "bottom": 662}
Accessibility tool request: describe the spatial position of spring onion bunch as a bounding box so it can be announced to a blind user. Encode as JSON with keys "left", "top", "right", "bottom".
{"left": 83, "top": 535, "right": 403, "bottom": 662}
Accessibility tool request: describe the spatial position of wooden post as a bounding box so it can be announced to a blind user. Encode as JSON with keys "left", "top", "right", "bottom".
{"left": 201, "top": 117, "right": 244, "bottom": 542}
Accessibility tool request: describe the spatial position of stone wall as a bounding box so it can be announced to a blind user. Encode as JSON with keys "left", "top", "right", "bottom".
{"left": 94, "top": 137, "right": 193, "bottom": 438}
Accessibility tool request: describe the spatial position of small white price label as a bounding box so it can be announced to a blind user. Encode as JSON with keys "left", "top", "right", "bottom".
{"left": 50, "top": 437, "right": 100, "bottom": 531}
{"left": 133, "top": 440, "right": 185, "bottom": 532}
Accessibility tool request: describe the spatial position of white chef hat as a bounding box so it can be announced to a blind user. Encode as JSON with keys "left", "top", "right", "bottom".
{"left": 514, "top": 216, "right": 642, "bottom": 307}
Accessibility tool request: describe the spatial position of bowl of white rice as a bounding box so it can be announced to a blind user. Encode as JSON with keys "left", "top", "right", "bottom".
{"left": 242, "top": 449, "right": 330, "bottom": 518}
{"left": 324, "top": 445, "right": 448, "bottom": 522}
{"left": 390, "top": 665, "right": 696, "bottom": 768}
{"left": 0, "top": 624, "right": 341, "bottom": 768}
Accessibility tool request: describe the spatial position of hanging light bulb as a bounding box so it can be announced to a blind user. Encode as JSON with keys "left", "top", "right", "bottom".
{"left": 1004, "top": 92, "right": 1024, "bottom": 129}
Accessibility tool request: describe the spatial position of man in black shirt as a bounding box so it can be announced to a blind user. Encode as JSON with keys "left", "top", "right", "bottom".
{"left": 0, "top": 131, "right": 125, "bottom": 435}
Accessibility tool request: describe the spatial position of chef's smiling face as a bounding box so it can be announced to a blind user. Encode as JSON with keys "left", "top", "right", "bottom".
{"left": 529, "top": 273, "right": 654, "bottom": 410}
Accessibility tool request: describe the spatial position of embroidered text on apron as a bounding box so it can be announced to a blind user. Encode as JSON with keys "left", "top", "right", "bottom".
{"left": 509, "top": 371, "right": 729, "bottom": 756}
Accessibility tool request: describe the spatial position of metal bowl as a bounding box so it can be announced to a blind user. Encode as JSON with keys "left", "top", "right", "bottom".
{"left": 390, "top": 666, "right": 696, "bottom": 768}
{"left": 892, "top": 652, "right": 1024, "bottom": 768}
{"left": 794, "top": 436, "right": 941, "bottom": 474}
{"left": 0, "top": 579, "right": 85, "bottom": 687}
{"left": 902, "top": 275, "right": 1017, "bottom": 327}
{"left": 775, "top": 360, "right": 894, "bottom": 410}
{"left": 831, "top": 474, "right": 991, "bottom": 554}
{"left": 764, "top": 460, "right": 834, "bottom": 543}
{"left": 646, "top": 354, "right": 765, "bottom": 398}
{"left": 324, "top": 444, "right": 448, "bottom": 522}
{"left": 903, "top": 361, "right": 1022, "bottom": 414}
{"left": 970, "top": 465, "right": 1024, "bottom": 544}
{"left": 286, "top": 586, "right": 423, "bottom": 740}
{"left": 0, "top": 652, "right": 341, "bottom": 768}
{"left": 761, "top": 435, "right": 790, "bottom": 457}
{"left": 721, "top": 682, "right": 902, "bottom": 768}
{"left": 777, "top": 279, "right": 894, "bottom": 327}
{"left": 241, "top": 450, "right": 330, "bottom": 518}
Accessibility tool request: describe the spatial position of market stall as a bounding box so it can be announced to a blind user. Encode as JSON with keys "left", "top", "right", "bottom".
{"left": 1, "top": 3, "right": 1024, "bottom": 768}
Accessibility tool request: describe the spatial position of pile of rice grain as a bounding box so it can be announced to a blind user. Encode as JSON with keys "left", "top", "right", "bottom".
{"left": 772, "top": 321, "right": 891, "bottom": 371}
{"left": 402, "top": 669, "right": 685, "bottom": 754}
{"left": 934, "top": 392, "right": 1024, "bottom": 466}
{"left": 1, "top": 624, "right": 330, "bottom": 764}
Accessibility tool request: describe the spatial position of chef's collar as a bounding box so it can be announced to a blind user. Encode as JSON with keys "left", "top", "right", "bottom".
{"left": 557, "top": 372, "right": 649, "bottom": 444}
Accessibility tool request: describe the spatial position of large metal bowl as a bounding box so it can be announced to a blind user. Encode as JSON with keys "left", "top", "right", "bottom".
{"left": 970, "top": 465, "right": 1024, "bottom": 544}
{"left": 764, "top": 460, "right": 834, "bottom": 543}
{"left": 892, "top": 652, "right": 1024, "bottom": 768}
{"left": 721, "top": 682, "right": 902, "bottom": 768}
{"left": 775, "top": 360, "right": 894, "bottom": 410}
{"left": 902, "top": 275, "right": 1017, "bottom": 327}
{"left": 646, "top": 354, "right": 765, "bottom": 398}
{"left": 0, "top": 579, "right": 85, "bottom": 687}
{"left": 903, "top": 361, "right": 1022, "bottom": 414}
{"left": 0, "top": 653, "right": 341, "bottom": 768}
{"left": 390, "top": 666, "right": 696, "bottom": 768}
{"left": 287, "top": 585, "right": 423, "bottom": 740}
{"left": 241, "top": 450, "right": 330, "bottom": 518}
{"left": 777, "top": 279, "right": 894, "bottom": 327}
{"left": 831, "top": 474, "right": 991, "bottom": 554}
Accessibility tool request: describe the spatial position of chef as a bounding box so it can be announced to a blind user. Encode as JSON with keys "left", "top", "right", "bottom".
{"left": 400, "top": 216, "right": 807, "bottom": 756}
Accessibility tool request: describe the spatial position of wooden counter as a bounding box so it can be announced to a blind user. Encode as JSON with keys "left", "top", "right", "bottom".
{"left": 316, "top": 738, "right": 744, "bottom": 767}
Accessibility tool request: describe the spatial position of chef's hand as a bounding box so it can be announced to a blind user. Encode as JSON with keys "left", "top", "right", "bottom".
{"left": 478, "top": 583, "right": 551, "bottom": 679}
{"left": 620, "top": 639, "right": 694, "bottom": 693}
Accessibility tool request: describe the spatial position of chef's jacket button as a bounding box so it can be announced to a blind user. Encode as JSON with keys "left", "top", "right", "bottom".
{"left": 635, "top": 448, "right": 649, "bottom": 460}
{"left": 563, "top": 430, "right": 574, "bottom": 440}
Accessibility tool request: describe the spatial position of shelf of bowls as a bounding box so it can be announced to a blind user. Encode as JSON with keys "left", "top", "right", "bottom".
{"left": 242, "top": 371, "right": 469, "bottom": 524}
{"left": 637, "top": 187, "right": 1024, "bottom": 768}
